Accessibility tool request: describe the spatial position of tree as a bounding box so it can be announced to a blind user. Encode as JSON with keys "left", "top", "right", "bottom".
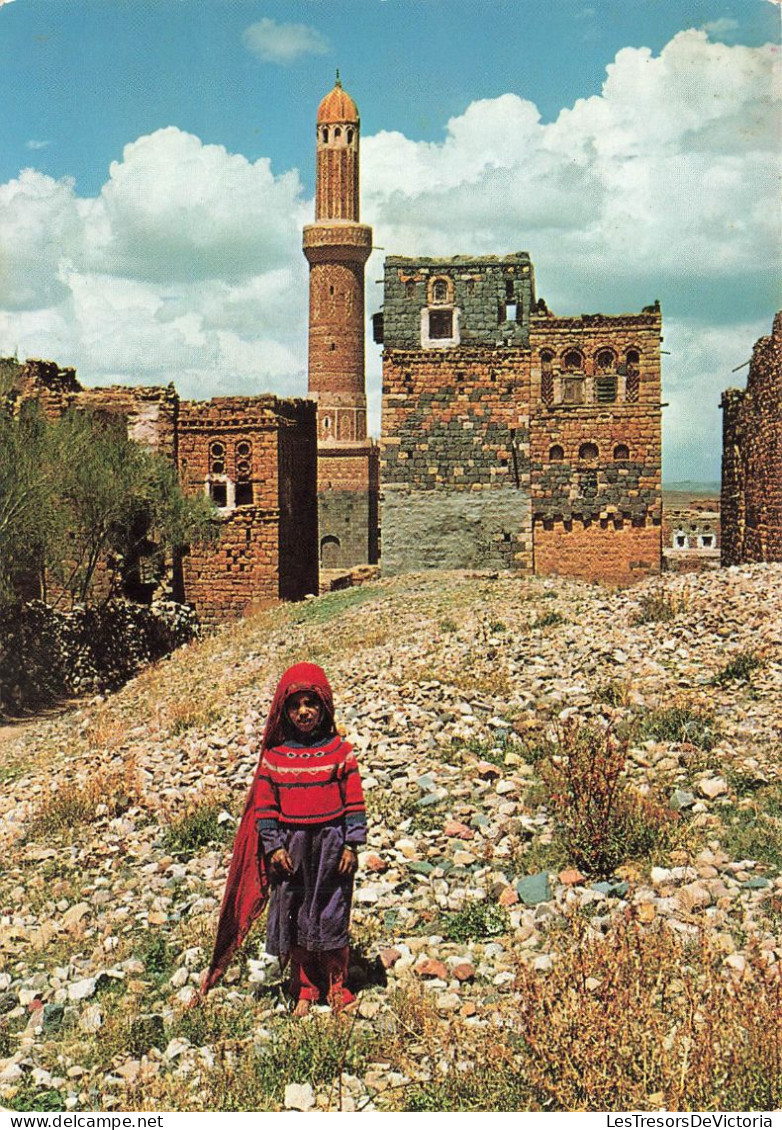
{"left": 0, "top": 405, "right": 217, "bottom": 608}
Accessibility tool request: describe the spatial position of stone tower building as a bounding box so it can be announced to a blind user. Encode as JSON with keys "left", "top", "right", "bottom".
{"left": 376, "top": 254, "right": 663, "bottom": 584}
{"left": 721, "top": 312, "right": 782, "bottom": 565}
{"left": 302, "top": 75, "right": 379, "bottom": 569}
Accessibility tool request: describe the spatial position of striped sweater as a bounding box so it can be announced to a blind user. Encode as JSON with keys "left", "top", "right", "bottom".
{"left": 254, "top": 734, "right": 367, "bottom": 852}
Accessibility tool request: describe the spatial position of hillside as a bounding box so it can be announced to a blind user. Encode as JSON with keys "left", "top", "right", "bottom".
{"left": 1, "top": 565, "right": 780, "bottom": 1112}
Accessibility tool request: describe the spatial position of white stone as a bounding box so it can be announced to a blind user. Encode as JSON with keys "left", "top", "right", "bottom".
{"left": 284, "top": 1082, "right": 316, "bottom": 1111}
{"left": 67, "top": 978, "right": 96, "bottom": 1001}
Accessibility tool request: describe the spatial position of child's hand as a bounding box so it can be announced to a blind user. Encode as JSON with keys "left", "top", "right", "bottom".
{"left": 270, "top": 848, "right": 294, "bottom": 876}
{"left": 338, "top": 845, "right": 357, "bottom": 876}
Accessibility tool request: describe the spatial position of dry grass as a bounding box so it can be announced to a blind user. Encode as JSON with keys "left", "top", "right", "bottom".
{"left": 27, "top": 757, "right": 141, "bottom": 840}
{"left": 514, "top": 916, "right": 781, "bottom": 1111}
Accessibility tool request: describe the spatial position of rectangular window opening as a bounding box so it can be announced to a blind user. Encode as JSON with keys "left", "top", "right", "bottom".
{"left": 235, "top": 482, "right": 254, "bottom": 507}
{"left": 429, "top": 309, "right": 453, "bottom": 339}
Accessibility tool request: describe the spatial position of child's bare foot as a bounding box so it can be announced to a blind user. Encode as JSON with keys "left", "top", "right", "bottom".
{"left": 293, "top": 998, "right": 312, "bottom": 1018}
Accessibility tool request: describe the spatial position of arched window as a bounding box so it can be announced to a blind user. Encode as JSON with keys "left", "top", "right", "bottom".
{"left": 563, "top": 349, "right": 583, "bottom": 371}
{"left": 347, "top": 128, "right": 354, "bottom": 144}
{"left": 579, "top": 442, "right": 599, "bottom": 461}
{"left": 334, "top": 127, "right": 342, "bottom": 140}
{"left": 613, "top": 444, "right": 630, "bottom": 460}
{"left": 432, "top": 278, "right": 449, "bottom": 304}
{"left": 321, "top": 127, "right": 329, "bottom": 144}
{"left": 405, "top": 280, "right": 416, "bottom": 298}
{"left": 320, "top": 534, "right": 341, "bottom": 567}
{"left": 596, "top": 349, "right": 616, "bottom": 372}
{"left": 549, "top": 444, "right": 565, "bottom": 463}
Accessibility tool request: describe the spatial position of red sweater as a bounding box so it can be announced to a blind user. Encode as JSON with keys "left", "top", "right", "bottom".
{"left": 254, "top": 735, "right": 366, "bottom": 830}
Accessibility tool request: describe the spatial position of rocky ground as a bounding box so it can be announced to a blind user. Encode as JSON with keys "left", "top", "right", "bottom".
{"left": 0, "top": 564, "right": 780, "bottom": 1112}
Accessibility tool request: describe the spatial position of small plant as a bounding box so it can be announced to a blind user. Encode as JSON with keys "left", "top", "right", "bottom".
{"left": 5, "top": 1086, "right": 66, "bottom": 1113}
{"left": 533, "top": 610, "right": 565, "bottom": 629}
{"left": 714, "top": 781, "right": 782, "bottom": 870}
{"left": 635, "top": 704, "right": 717, "bottom": 750}
{"left": 136, "top": 932, "right": 174, "bottom": 982}
{"left": 441, "top": 900, "right": 510, "bottom": 942}
{"left": 440, "top": 618, "right": 458, "bottom": 633}
{"left": 488, "top": 620, "right": 507, "bottom": 633}
{"left": 594, "top": 679, "right": 630, "bottom": 707}
{"left": 540, "top": 722, "right": 680, "bottom": 877}
{"left": 712, "top": 650, "right": 764, "bottom": 686}
{"left": 630, "top": 590, "right": 688, "bottom": 624}
{"left": 163, "top": 797, "right": 234, "bottom": 855}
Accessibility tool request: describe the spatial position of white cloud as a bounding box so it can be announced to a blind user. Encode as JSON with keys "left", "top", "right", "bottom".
{"left": 25, "top": 140, "right": 50, "bottom": 151}
{"left": 0, "top": 30, "right": 778, "bottom": 481}
{"left": 702, "top": 17, "right": 741, "bottom": 41}
{"left": 242, "top": 18, "right": 329, "bottom": 65}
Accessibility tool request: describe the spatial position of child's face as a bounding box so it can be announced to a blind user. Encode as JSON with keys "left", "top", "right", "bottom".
{"left": 285, "top": 690, "right": 324, "bottom": 737}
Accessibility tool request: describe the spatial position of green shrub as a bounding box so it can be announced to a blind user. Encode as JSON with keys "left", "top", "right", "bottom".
{"left": 712, "top": 650, "right": 764, "bottom": 686}
{"left": 635, "top": 704, "right": 717, "bottom": 750}
{"left": 533, "top": 611, "right": 565, "bottom": 629}
{"left": 630, "top": 591, "right": 688, "bottom": 625}
{"left": 163, "top": 800, "right": 233, "bottom": 854}
{"left": 441, "top": 901, "right": 509, "bottom": 942}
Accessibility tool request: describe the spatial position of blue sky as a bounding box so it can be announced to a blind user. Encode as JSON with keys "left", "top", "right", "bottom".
{"left": 1, "top": 0, "right": 779, "bottom": 482}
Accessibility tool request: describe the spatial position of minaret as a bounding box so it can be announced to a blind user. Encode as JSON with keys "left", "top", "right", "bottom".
{"left": 303, "top": 75, "right": 378, "bottom": 569}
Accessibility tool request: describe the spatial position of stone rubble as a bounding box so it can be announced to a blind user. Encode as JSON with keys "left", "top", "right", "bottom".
{"left": 0, "top": 564, "right": 779, "bottom": 1111}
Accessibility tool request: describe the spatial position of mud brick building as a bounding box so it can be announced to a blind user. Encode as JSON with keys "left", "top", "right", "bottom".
{"left": 376, "top": 255, "right": 663, "bottom": 584}
{"left": 721, "top": 312, "right": 782, "bottom": 566}
{"left": 177, "top": 396, "right": 317, "bottom": 625}
{"left": 303, "top": 76, "right": 379, "bottom": 570}
{"left": 2, "top": 359, "right": 319, "bottom": 624}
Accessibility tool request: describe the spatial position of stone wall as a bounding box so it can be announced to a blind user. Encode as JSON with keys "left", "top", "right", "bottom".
{"left": 380, "top": 346, "right": 533, "bottom": 573}
{"left": 0, "top": 599, "right": 198, "bottom": 717}
{"left": 317, "top": 443, "right": 379, "bottom": 568}
{"left": 532, "top": 518, "right": 659, "bottom": 585}
{"left": 721, "top": 313, "right": 782, "bottom": 566}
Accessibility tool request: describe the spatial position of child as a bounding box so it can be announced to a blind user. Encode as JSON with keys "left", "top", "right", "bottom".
{"left": 200, "top": 663, "right": 366, "bottom": 1016}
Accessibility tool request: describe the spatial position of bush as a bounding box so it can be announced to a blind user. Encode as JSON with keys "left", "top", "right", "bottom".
{"left": 540, "top": 722, "right": 680, "bottom": 877}
{"left": 515, "top": 917, "right": 781, "bottom": 1111}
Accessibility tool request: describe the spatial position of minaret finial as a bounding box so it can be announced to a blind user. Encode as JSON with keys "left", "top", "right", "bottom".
{"left": 335, "top": 68, "right": 341, "bottom": 88}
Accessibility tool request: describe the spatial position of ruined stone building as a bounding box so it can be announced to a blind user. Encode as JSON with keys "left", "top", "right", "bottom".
{"left": 374, "top": 256, "right": 663, "bottom": 585}
{"left": 303, "top": 76, "right": 379, "bottom": 571}
{"left": 2, "top": 358, "right": 319, "bottom": 625}
{"left": 721, "top": 312, "right": 782, "bottom": 566}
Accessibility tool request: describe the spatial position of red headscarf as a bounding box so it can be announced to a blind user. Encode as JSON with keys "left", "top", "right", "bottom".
{"left": 199, "top": 663, "right": 336, "bottom": 995}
